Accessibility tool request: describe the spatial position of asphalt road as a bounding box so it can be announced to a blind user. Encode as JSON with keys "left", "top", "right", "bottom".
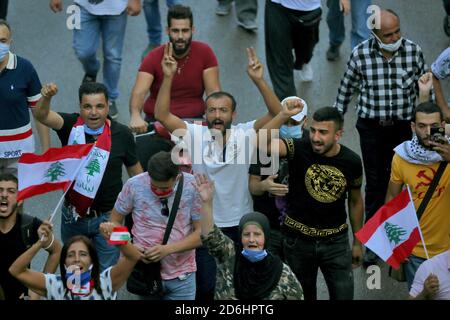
{"left": 6, "top": 0, "right": 449, "bottom": 300}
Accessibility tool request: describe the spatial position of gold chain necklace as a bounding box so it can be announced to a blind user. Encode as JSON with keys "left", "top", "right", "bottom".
{"left": 177, "top": 54, "right": 190, "bottom": 75}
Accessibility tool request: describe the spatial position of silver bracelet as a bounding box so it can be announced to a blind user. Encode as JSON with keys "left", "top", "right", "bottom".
{"left": 43, "top": 234, "right": 55, "bottom": 250}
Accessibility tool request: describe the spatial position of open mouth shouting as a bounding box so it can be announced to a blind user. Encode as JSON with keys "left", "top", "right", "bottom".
{"left": 0, "top": 199, "right": 8, "bottom": 213}
{"left": 212, "top": 119, "right": 224, "bottom": 130}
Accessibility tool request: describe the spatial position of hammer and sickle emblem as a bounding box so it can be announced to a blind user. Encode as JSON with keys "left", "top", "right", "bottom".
{"left": 414, "top": 167, "right": 437, "bottom": 190}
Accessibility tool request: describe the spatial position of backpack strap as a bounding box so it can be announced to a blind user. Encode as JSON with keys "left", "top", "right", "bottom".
{"left": 162, "top": 173, "right": 184, "bottom": 245}
{"left": 416, "top": 161, "right": 448, "bottom": 220}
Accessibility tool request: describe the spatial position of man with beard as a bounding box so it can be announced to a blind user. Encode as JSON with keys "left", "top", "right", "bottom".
{"left": 259, "top": 106, "right": 364, "bottom": 300}
{"left": 333, "top": 9, "right": 431, "bottom": 267}
{"left": 130, "top": 4, "right": 220, "bottom": 134}
{"left": 386, "top": 102, "right": 450, "bottom": 290}
{"left": 0, "top": 173, "right": 61, "bottom": 300}
{"left": 154, "top": 43, "right": 283, "bottom": 301}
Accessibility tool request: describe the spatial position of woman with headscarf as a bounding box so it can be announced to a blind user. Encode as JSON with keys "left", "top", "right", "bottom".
{"left": 194, "top": 174, "right": 303, "bottom": 300}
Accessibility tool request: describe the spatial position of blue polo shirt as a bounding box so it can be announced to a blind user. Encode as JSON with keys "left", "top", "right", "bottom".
{"left": 0, "top": 52, "right": 42, "bottom": 158}
{"left": 0, "top": 52, "right": 42, "bottom": 130}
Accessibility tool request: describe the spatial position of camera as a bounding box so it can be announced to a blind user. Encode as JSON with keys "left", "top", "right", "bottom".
{"left": 430, "top": 126, "right": 445, "bottom": 143}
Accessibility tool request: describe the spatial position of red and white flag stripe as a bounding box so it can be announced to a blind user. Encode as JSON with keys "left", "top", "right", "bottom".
{"left": 18, "top": 144, "right": 94, "bottom": 201}
{"left": 356, "top": 189, "right": 422, "bottom": 269}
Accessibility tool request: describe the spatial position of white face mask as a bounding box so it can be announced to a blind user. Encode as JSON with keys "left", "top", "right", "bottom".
{"left": 372, "top": 32, "right": 403, "bottom": 52}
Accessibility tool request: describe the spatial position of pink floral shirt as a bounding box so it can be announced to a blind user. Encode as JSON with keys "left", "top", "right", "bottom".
{"left": 114, "top": 172, "right": 201, "bottom": 279}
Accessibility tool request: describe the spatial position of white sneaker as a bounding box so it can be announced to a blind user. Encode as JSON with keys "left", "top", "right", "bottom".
{"left": 299, "top": 63, "right": 313, "bottom": 82}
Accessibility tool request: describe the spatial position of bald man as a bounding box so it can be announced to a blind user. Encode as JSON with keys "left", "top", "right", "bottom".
{"left": 333, "top": 9, "right": 431, "bottom": 267}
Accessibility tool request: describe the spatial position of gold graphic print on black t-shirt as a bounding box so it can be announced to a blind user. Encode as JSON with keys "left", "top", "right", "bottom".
{"left": 305, "top": 164, "right": 347, "bottom": 203}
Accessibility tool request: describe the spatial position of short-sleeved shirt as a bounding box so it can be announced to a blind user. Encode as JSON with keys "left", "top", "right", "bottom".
{"left": 55, "top": 113, "right": 139, "bottom": 212}
{"left": 140, "top": 41, "right": 218, "bottom": 119}
{"left": 183, "top": 121, "right": 256, "bottom": 227}
{"left": 0, "top": 52, "right": 42, "bottom": 158}
{"left": 282, "top": 138, "right": 363, "bottom": 236}
{"left": 45, "top": 267, "right": 116, "bottom": 300}
{"left": 0, "top": 214, "right": 41, "bottom": 300}
{"left": 431, "top": 47, "right": 450, "bottom": 80}
{"left": 390, "top": 154, "right": 450, "bottom": 258}
{"left": 74, "top": 0, "right": 127, "bottom": 15}
{"left": 410, "top": 250, "right": 450, "bottom": 300}
{"left": 114, "top": 172, "right": 201, "bottom": 280}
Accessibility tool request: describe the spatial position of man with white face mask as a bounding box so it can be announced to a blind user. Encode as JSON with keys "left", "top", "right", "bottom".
{"left": 0, "top": 20, "right": 50, "bottom": 176}
{"left": 333, "top": 9, "right": 431, "bottom": 267}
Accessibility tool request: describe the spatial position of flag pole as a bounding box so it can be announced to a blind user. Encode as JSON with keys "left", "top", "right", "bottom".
{"left": 406, "top": 185, "right": 430, "bottom": 260}
{"left": 40, "top": 153, "right": 91, "bottom": 242}
{"left": 48, "top": 147, "right": 92, "bottom": 223}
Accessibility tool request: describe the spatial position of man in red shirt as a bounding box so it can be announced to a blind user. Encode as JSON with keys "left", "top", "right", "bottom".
{"left": 129, "top": 5, "right": 220, "bottom": 134}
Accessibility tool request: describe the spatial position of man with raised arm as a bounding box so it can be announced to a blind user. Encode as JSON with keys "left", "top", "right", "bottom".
{"left": 154, "top": 43, "right": 283, "bottom": 300}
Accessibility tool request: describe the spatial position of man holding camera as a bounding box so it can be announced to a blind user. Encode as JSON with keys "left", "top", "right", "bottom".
{"left": 385, "top": 102, "right": 450, "bottom": 290}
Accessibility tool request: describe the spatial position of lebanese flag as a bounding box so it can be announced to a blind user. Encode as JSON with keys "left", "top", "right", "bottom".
{"left": 355, "top": 189, "right": 422, "bottom": 269}
{"left": 17, "top": 144, "right": 94, "bottom": 201}
{"left": 108, "top": 226, "right": 131, "bottom": 245}
{"left": 66, "top": 118, "right": 111, "bottom": 217}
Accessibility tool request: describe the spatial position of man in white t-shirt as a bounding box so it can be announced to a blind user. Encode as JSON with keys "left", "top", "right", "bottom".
{"left": 49, "top": 0, "right": 141, "bottom": 119}
{"left": 154, "top": 43, "right": 283, "bottom": 301}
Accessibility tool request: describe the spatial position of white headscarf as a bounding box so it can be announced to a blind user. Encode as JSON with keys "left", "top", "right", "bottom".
{"left": 394, "top": 134, "right": 449, "bottom": 164}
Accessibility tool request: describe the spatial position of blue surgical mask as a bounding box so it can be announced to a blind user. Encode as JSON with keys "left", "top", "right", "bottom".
{"left": 280, "top": 125, "right": 302, "bottom": 139}
{"left": 241, "top": 249, "right": 268, "bottom": 263}
{"left": 0, "top": 43, "right": 10, "bottom": 61}
{"left": 83, "top": 124, "right": 104, "bottom": 136}
{"left": 372, "top": 32, "right": 403, "bottom": 52}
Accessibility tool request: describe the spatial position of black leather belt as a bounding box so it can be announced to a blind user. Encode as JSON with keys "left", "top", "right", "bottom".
{"left": 359, "top": 117, "right": 410, "bottom": 127}
{"left": 284, "top": 215, "right": 348, "bottom": 237}
{"left": 379, "top": 119, "right": 394, "bottom": 126}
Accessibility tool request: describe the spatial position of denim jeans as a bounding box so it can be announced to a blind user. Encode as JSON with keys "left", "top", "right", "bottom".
{"left": 404, "top": 255, "right": 427, "bottom": 291}
{"left": 137, "top": 271, "right": 196, "bottom": 300}
{"left": 61, "top": 204, "right": 119, "bottom": 272}
{"left": 283, "top": 232, "right": 354, "bottom": 300}
{"left": 218, "top": 0, "right": 258, "bottom": 22}
{"left": 326, "top": 0, "right": 371, "bottom": 49}
{"left": 73, "top": 5, "right": 127, "bottom": 101}
{"left": 143, "top": 0, "right": 183, "bottom": 46}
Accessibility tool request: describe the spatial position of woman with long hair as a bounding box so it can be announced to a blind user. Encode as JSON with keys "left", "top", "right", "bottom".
{"left": 9, "top": 221, "right": 140, "bottom": 300}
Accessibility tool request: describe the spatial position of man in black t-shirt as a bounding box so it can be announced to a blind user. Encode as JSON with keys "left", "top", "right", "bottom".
{"left": 0, "top": 173, "right": 60, "bottom": 300}
{"left": 33, "top": 82, "right": 143, "bottom": 271}
{"left": 259, "top": 106, "right": 364, "bottom": 300}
